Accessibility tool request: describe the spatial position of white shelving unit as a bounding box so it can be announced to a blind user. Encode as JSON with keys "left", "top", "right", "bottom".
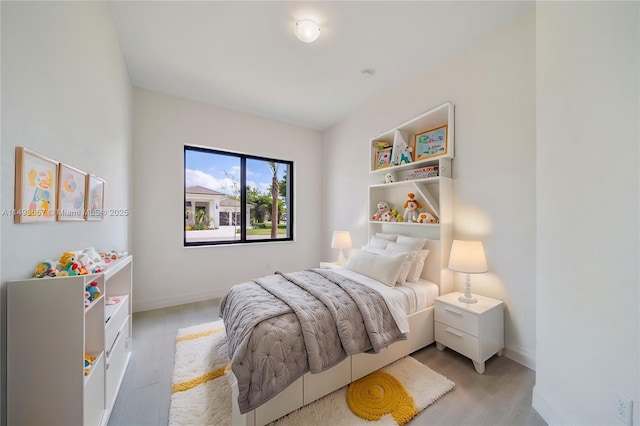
{"left": 7, "top": 255, "right": 133, "bottom": 426}
{"left": 368, "top": 102, "right": 454, "bottom": 294}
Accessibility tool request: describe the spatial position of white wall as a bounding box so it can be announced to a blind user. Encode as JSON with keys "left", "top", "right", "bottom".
{"left": 132, "top": 88, "right": 322, "bottom": 311}
{"left": 322, "top": 13, "right": 536, "bottom": 368}
{"left": 534, "top": 2, "right": 639, "bottom": 425}
{"left": 0, "top": 2, "right": 132, "bottom": 423}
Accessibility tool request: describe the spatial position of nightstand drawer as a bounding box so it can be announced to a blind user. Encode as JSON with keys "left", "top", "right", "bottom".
{"left": 435, "top": 322, "right": 480, "bottom": 361}
{"left": 435, "top": 301, "right": 479, "bottom": 336}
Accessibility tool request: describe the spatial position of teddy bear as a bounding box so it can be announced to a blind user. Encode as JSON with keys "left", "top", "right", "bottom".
{"left": 418, "top": 212, "right": 437, "bottom": 223}
{"left": 372, "top": 201, "right": 389, "bottom": 221}
{"left": 380, "top": 210, "right": 397, "bottom": 222}
{"left": 403, "top": 193, "right": 423, "bottom": 223}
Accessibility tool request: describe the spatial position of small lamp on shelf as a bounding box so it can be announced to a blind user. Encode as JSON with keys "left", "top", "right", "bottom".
{"left": 331, "top": 231, "right": 352, "bottom": 265}
{"left": 448, "top": 240, "right": 488, "bottom": 304}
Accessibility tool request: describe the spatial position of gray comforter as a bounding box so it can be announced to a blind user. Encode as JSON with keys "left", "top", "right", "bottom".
{"left": 219, "top": 268, "right": 406, "bottom": 413}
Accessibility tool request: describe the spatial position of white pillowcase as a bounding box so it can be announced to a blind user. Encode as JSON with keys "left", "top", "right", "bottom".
{"left": 360, "top": 245, "right": 386, "bottom": 255}
{"left": 368, "top": 236, "right": 392, "bottom": 249}
{"left": 375, "top": 233, "right": 398, "bottom": 242}
{"left": 362, "top": 245, "right": 415, "bottom": 285}
{"left": 407, "top": 250, "right": 430, "bottom": 282}
{"left": 386, "top": 241, "right": 424, "bottom": 252}
{"left": 345, "top": 249, "right": 407, "bottom": 287}
{"left": 396, "top": 235, "right": 428, "bottom": 249}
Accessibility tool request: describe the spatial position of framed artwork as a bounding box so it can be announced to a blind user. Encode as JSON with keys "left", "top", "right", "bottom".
{"left": 414, "top": 125, "right": 448, "bottom": 161}
{"left": 14, "top": 147, "right": 58, "bottom": 224}
{"left": 85, "top": 175, "right": 105, "bottom": 221}
{"left": 374, "top": 147, "right": 392, "bottom": 170}
{"left": 57, "top": 164, "right": 87, "bottom": 221}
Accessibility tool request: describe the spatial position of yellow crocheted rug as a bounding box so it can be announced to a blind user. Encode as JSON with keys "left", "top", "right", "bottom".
{"left": 169, "top": 320, "right": 455, "bottom": 426}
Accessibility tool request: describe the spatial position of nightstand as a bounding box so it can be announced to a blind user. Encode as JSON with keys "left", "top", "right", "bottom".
{"left": 319, "top": 262, "right": 342, "bottom": 269}
{"left": 434, "top": 291, "right": 504, "bottom": 374}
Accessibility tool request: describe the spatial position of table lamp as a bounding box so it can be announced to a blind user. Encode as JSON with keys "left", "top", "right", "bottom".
{"left": 448, "top": 240, "right": 488, "bottom": 304}
{"left": 331, "top": 231, "right": 352, "bottom": 265}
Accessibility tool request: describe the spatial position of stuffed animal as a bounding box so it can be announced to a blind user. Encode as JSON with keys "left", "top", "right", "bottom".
{"left": 418, "top": 212, "right": 437, "bottom": 223}
{"left": 384, "top": 173, "right": 394, "bottom": 184}
{"left": 380, "top": 211, "right": 397, "bottom": 222}
{"left": 372, "top": 201, "right": 389, "bottom": 221}
{"left": 59, "top": 252, "right": 83, "bottom": 276}
{"left": 84, "top": 353, "right": 96, "bottom": 376}
{"left": 85, "top": 281, "right": 101, "bottom": 303}
{"left": 34, "top": 260, "right": 58, "bottom": 278}
{"left": 403, "top": 193, "right": 423, "bottom": 223}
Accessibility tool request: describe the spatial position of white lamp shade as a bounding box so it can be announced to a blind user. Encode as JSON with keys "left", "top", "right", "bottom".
{"left": 331, "top": 231, "right": 352, "bottom": 249}
{"left": 448, "top": 240, "right": 488, "bottom": 274}
{"left": 295, "top": 20, "right": 320, "bottom": 43}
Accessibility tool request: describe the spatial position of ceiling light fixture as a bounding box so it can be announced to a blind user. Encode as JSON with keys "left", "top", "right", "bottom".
{"left": 295, "top": 20, "right": 320, "bottom": 43}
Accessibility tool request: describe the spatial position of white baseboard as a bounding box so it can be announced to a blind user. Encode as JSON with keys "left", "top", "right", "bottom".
{"left": 532, "top": 385, "right": 570, "bottom": 425}
{"left": 503, "top": 344, "right": 536, "bottom": 371}
{"left": 133, "top": 289, "right": 226, "bottom": 313}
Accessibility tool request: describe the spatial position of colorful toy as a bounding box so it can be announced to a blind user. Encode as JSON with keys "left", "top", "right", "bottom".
{"left": 59, "top": 252, "right": 83, "bottom": 276}
{"left": 34, "top": 260, "right": 58, "bottom": 278}
{"left": 85, "top": 281, "right": 101, "bottom": 304}
{"left": 403, "top": 193, "right": 423, "bottom": 223}
{"left": 380, "top": 211, "right": 397, "bottom": 222}
{"left": 418, "top": 212, "right": 437, "bottom": 223}
{"left": 84, "top": 353, "right": 96, "bottom": 376}
{"left": 372, "top": 201, "right": 389, "bottom": 221}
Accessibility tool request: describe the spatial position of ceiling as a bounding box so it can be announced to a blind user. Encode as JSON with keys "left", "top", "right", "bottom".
{"left": 108, "top": 1, "right": 534, "bottom": 131}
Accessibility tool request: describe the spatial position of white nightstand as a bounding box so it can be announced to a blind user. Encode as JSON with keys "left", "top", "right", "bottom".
{"left": 319, "top": 262, "right": 342, "bottom": 269}
{"left": 434, "top": 292, "right": 504, "bottom": 374}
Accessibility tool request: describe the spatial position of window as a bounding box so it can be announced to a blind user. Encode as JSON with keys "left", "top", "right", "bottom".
{"left": 184, "top": 146, "right": 293, "bottom": 246}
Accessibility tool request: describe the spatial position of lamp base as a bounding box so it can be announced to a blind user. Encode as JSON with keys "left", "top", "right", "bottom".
{"left": 336, "top": 249, "right": 347, "bottom": 266}
{"left": 458, "top": 294, "right": 478, "bottom": 304}
{"left": 459, "top": 273, "right": 478, "bottom": 304}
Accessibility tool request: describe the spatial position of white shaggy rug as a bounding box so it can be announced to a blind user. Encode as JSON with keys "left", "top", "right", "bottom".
{"left": 169, "top": 320, "right": 455, "bottom": 426}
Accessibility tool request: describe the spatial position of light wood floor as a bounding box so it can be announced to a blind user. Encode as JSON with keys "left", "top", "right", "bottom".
{"left": 108, "top": 299, "right": 546, "bottom": 426}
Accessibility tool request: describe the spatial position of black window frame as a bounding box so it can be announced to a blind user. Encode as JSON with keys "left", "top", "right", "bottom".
{"left": 184, "top": 145, "right": 294, "bottom": 246}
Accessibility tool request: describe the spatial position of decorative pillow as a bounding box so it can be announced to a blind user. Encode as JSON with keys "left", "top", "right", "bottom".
{"left": 375, "top": 233, "right": 398, "bottom": 242}
{"left": 396, "top": 235, "right": 428, "bottom": 249}
{"left": 386, "top": 241, "right": 424, "bottom": 252}
{"left": 406, "top": 250, "right": 430, "bottom": 282}
{"left": 368, "top": 236, "right": 392, "bottom": 249}
{"left": 345, "top": 250, "right": 406, "bottom": 287}
{"left": 360, "top": 245, "right": 386, "bottom": 256}
{"left": 390, "top": 250, "right": 416, "bottom": 285}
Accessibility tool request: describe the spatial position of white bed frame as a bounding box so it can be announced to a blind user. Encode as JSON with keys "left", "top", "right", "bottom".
{"left": 231, "top": 240, "right": 448, "bottom": 426}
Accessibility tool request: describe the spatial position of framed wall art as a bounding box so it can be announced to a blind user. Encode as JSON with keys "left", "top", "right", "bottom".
{"left": 86, "top": 175, "right": 105, "bottom": 221}
{"left": 414, "top": 124, "right": 448, "bottom": 161}
{"left": 57, "top": 164, "right": 87, "bottom": 221}
{"left": 14, "top": 147, "right": 58, "bottom": 224}
{"left": 374, "top": 147, "right": 392, "bottom": 170}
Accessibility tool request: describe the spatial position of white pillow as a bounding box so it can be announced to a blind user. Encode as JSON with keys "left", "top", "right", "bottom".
{"left": 386, "top": 241, "right": 424, "bottom": 252}
{"left": 385, "top": 249, "right": 416, "bottom": 285}
{"left": 396, "top": 235, "right": 428, "bottom": 249}
{"left": 361, "top": 245, "right": 386, "bottom": 255}
{"left": 375, "top": 233, "right": 398, "bottom": 242}
{"left": 345, "top": 250, "right": 406, "bottom": 287}
{"left": 406, "top": 250, "right": 430, "bottom": 282}
{"left": 368, "top": 236, "right": 391, "bottom": 249}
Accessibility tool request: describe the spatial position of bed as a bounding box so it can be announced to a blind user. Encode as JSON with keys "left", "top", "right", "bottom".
{"left": 221, "top": 237, "right": 448, "bottom": 426}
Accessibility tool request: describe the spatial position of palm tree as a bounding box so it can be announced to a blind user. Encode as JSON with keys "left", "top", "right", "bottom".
{"left": 269, "top": 162, "right": 279, "bottom": 238}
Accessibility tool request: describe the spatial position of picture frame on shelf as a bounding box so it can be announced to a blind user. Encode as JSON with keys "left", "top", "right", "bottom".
{"left": 14, "top": 147, "right": 58, "bottom": 224}
{"left": 57, "top": 164, "right": 87, "bottom": 221}
{"left": 414, "top": 124, "right": 448, "bottom": 161}
{"left": 374, "top": 147, "right": 393, "bottom": 170}
{"left": 85, "top": 175, "right": 105, "bottom": 221}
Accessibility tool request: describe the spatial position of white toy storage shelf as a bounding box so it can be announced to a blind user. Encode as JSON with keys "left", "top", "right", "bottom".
{"left": 367, "top": 102, "right": 455, "bottom": 293}
{"left": 7, "top": 255, "right": 133, "bottom": 426}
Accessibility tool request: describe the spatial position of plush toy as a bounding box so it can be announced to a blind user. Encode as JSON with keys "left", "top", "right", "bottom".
{"left": 403, "top": 193, "right": 423, "bottom": 223}
{"left": 396, "top": 214, "right": 404, "bottom": 222}
{"left": 85, "top": 281, "right": 101, "bottom": 304}
{"left": 59, "top": 252, "right": 83, "bottom": 276}
{"left": 34, "top": 260, "right": 58, "bottom": 278}
{"left": 79, "top": 247, "right": 107, "bottom": 274}
{"left": 372, "top": 201, "right": 389, "bottom": 221}
{"left": 418, "top": 212, "right": 437, "bottom": 223}
{"left": 380, "top": 211, "right": 397, "bottom": 222}
{"left": 84, "top": 353, "right": 96, "bottom": 376}
{"left": 384, "top": 173, "right": 394, "bottom": 184}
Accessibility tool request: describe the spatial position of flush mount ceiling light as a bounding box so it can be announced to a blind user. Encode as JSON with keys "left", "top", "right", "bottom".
{"left": 295, "top": 20, "right": 320, "bottom": 43}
